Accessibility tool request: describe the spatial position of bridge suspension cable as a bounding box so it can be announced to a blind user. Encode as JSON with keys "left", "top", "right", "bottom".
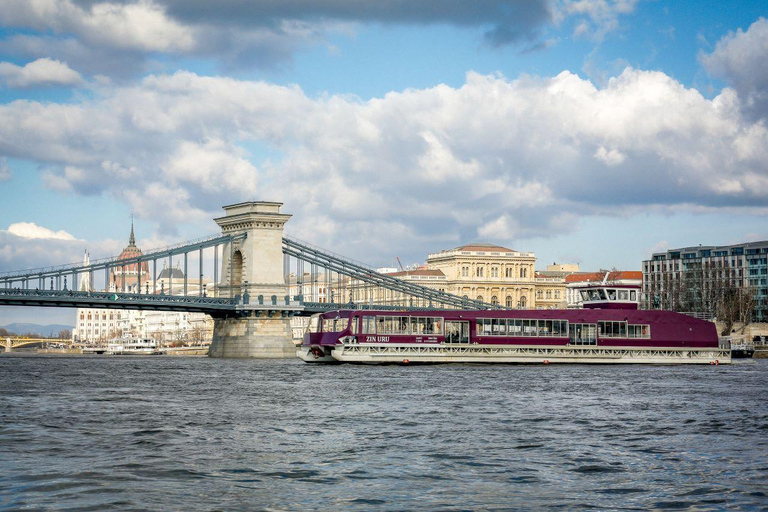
{"left": 282, "top": 236, "right": 500, "bottom": 311}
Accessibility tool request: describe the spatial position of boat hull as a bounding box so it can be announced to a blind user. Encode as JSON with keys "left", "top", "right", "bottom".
{"left": 731, "top": 348, "right": 754, "bottom": 358}
{"left": 329, "top": 343, "right": 731, "bottom": 365}
{"left": 296, "top": 346, "right": 338, "bottom": 363}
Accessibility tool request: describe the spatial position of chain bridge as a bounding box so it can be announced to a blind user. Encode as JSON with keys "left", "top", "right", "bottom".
{"left": 0, "top": 201, "right": 498, "bottom": 357}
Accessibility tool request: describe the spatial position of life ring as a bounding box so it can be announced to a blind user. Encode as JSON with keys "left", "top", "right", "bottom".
{"left": 402, "top": 359, "right": 410, "bottom": 364}
{"left": 543, "top": 360, "right": 550, "bottom": 365}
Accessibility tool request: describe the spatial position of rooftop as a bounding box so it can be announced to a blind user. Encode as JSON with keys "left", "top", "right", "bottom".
{"left": 565, "top": 271, "right": 642, "bottom": 284}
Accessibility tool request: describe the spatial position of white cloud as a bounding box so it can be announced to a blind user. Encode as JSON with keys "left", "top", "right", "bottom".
{"left": 560, "top": 0, "right": 639, "bottom": 41}
{"left": 0, "top": 67, "right": 766, "bottom": 262}
{"left": 594, "top": 145, "right": 625, "bottom": 166}
{"left": 0, "top": 0, "right": 194, "bottom": 53}
{"left": 0, "top": 57, "right": 83, "bottom": 88}
{"left": 0, "top": 0, "right": 629, "bottom": 79}
{"left": 700, "top": 17, "right": 768, "bottom": 120}
{"left": 7, "top": 222, "right": 76, "bottom": 240}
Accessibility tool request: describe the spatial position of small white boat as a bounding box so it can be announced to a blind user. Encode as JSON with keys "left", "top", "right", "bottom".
{"left": 107, "top": 337, "right": 162, "bottom": 355}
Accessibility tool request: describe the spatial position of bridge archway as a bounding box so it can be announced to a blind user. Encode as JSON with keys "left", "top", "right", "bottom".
{"left": 231, "top": 250, "right": 243, "bottom": 288}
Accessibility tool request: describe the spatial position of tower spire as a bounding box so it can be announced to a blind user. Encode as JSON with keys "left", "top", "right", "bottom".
{"left": 129, "top": 215, "right": 135, "bottom": 246}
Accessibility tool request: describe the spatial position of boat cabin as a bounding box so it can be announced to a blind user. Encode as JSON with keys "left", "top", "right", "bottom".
{"left": 579, "top": 284, "right": 640, "bottom": 310}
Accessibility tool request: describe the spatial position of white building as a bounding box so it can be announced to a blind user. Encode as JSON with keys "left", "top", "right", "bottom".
{"left": 73, "top": 223, "right": 214, "bottom": 345}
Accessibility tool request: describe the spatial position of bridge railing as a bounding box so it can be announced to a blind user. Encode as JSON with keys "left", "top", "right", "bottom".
{"left": 0, "top": 232, "right": 235, "bottom": 279}
{"left": 0, "top": 232, "right": 246, "bottom": 301}
{"left": 0, "top": 287, "right": 237, "bottom": 308}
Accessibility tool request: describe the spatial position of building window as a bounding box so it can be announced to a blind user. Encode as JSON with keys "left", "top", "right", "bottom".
{"left": 505, "top": 268, "right": 513, "bottom": 278}
{"left": 506, "top": 296, "right": 513, "bottom": 307}
{"left": 491, "top": 295, "right": 498, "bottom": 305}
{"left": 555, "top": 291, "right": 560, "bottom": 299}
{"left": 546, "top": 290, "right": 552, "bottom": 299}
{"left": 491, "top": 267, "right": 498, "bottom": 278}
{"left": 536, "top": 290, "right": 543, "bottom": 299}
{"left": 520, "top": 268, "right": 527, "bottom": 278}
{"left": 519, "top": 296, "right": 527, "bottom": 308}
{"left": 462, "top": 266, "right": 469, "bottom": 277}
{"left": 477, "top": 295, "right": 484, "bottom": 302}
{"left": 477, "top": 267, "right": 484, "bottom": 278}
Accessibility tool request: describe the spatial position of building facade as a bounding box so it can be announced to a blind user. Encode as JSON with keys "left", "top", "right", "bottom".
{"left": 643, "top": 241, "right": 768, "bottom": 321}
{"left": 425, "top": 243, "right": 538, "bottom": 307}
{"left": 73, "top": 224, "right": 214, "bottom": 345}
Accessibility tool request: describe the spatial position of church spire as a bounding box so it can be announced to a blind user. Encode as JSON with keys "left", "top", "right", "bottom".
{"left": 129, "top": 215, "right": 136, "bottom": 246}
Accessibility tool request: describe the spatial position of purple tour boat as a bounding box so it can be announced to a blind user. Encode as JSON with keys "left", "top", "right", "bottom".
{"left": 298, "top": 283, "right": 730, "bottom": 364}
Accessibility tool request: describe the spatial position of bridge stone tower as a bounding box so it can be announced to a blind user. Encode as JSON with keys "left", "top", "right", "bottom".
{"left": 208, "top": 201, "right": 296, "bottom": 358}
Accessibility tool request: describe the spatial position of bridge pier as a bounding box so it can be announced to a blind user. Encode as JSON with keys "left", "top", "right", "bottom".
{"left": 209, "top": 312, "right": 296, "bottom": 358}
{"left": 210, "top": 202, "right": 296, "bottom": 358}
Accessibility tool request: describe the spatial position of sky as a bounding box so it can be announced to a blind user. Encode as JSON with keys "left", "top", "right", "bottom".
{"left": 1, "top": 0, "right": 767, "bottom": 325}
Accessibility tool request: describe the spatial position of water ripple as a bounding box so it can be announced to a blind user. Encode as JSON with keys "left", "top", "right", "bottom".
{"left": 0, "top": 355, "right": 766, "bottom": 510}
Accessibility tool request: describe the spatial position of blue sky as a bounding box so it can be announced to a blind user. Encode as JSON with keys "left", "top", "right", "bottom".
{"left": 1, "top": 0, "right": 767, "bottom": 324}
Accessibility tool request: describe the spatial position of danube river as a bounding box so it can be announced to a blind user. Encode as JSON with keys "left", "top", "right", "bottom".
{"left": 1, "top": 355, "right": 766, "bottom": 510}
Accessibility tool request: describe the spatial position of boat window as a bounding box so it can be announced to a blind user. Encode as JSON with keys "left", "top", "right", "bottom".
{"left": 376, "top": 316, "right": 444, "bottom": 335}
{"left": 307, "top": 314, "right": 321, "bottom": 334}
{"left": 607, "top": 289, "right": 617, "bottom": 300}
{"left": 630, "top": 290, "right": 637, "bottom": 301}
{"left": 350, "top": 316, "right": 359, "bottom": 335}
{"left": 627, "top": 324, "right": 651, "bottom": 339}
{"left": 445, "top": 321, "right": 469, "bottom": 343}
{"left": 433, "top": 318, "right": 443, "bottom": 335}
{"left": 478, "top": 318, "right": 569, "bottom": 337}
{"left": 523, "top": 319, "right": 537, "bottom": 335}
{"left": 552, "top": 320, "right": 568, "bottom": 337}
{"left": 476, "top": 318, "right": 494, "bottom": 335}
{"left": 618, "top": 290, "right": 629, "bottom": 301}
{"left": 598, "top": 289, "right": 607, "bottom": 300}
{"left": 570, "top": 323, "right": 597, "bottom": 345}
{"left": 322, "top": 317, "right": 344, "bottom": 333}
{"left": 363, "top": 316, "right": 376, "bottom": 334}
{"left": 598, "top": 321, "right": 628, "bottom": 338}
{"left": 580, "top": 290, "right": 590, "bottom": 301}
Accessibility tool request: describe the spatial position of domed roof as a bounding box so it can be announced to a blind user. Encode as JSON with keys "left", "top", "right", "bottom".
{"left": 157, "top": 265, "right": 185, "bottom": 280}
{"left": 117, "top": 220, "right": 143, "bottom": 261}
{"left": 452, "top": 243, "right": 515, "bottom": 253}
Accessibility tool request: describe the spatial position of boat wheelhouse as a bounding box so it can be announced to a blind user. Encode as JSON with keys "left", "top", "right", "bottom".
{"left": 298, "top": 285, "right": 729, "bottom": 364}
{"left": 579, "top": 283, "right": 641, "bottom": 310}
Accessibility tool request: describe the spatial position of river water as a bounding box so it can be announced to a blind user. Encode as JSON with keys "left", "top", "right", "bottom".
{"left": 1, "top": 354, "right": 766, "bottom": 510}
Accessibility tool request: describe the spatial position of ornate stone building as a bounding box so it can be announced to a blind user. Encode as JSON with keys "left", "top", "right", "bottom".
{"left": 424, "top": 243, "right": 538, "bottom": 307}
{"left": 73, "top": 223, "right": 214, "bottom": 345}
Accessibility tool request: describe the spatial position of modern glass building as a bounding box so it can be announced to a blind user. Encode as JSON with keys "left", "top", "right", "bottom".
{"left": 642, "top": 241, "right": 768, "bottom": 322}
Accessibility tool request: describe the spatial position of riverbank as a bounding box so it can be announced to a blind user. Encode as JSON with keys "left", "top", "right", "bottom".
{"left": 35, "top": 347, "right": 209, "bottom": 356}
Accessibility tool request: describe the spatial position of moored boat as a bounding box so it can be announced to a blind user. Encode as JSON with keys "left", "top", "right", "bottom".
{"left": 107, "top": 336, "right": 162, "bottom": 355}
{"left": 298, "top": 284, "right": 730, "bottom": 365}
{"left": 729, "top": 338, "right": 755, "bottom": 358}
